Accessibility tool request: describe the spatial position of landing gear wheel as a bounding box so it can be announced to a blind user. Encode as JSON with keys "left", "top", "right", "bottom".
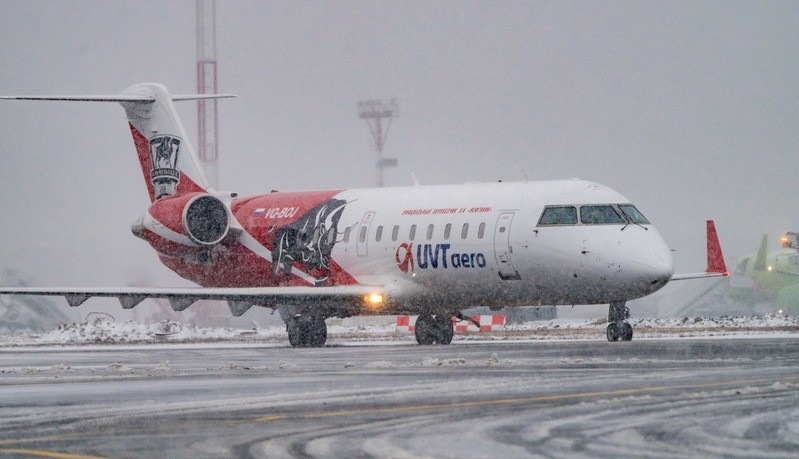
{"left": 286, "top": 316, "right": 328, "bottom": 347}
{"left": 307, "top": 317, "right": 327, "bottom": 347}
{"left": 414, "top": 313, "right": 436, "bottom": 345}
{"left": 287, "top": 316, "right": 304, "bottom": 347}
{"left": 414, "top": 314, "right": 453, "bottom": 345}
{"left": 607, "top": 301, "right": 634, "bottom": 342}
{"left": 606, "top": 323, "right": 620, "bottom": 342}
{"left": 432, "top": 314, "right": 454, "bottom": 345}
{"left": 621, "top": 322, "right": 633, "bottom": 341}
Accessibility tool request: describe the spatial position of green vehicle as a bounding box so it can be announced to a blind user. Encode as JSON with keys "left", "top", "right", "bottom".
{"left": 730, "top": 232, "right": 799, "bottom": 314}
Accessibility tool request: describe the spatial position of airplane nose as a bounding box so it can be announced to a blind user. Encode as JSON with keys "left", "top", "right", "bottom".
{"left": 632, "top": 242, "right": 674, "bottom": 289}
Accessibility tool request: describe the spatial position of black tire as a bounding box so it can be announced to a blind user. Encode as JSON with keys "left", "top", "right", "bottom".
{"left": 286, "top": 316, "right": 327, "bottom": 347}
{"left": 414, "top": 313, "right": 436, "bottom": 345}
{"left": 307, "top": 317, "right": 327, "bottom": 347}
{"left": 621, "top": 322, "right": 633, "bottom": 341}
{"left": 606, "top": 323, "right": 620, "bottom": 342}
{"left": 433, "top": 314, "right": 454, "bottom": 345}
{"left": 287, "top": 317, "right": 305, "bottom": 347}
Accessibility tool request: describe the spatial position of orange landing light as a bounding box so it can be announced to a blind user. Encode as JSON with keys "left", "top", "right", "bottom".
{"left": 365, "top": 293, "right": 384, "bottom": 306}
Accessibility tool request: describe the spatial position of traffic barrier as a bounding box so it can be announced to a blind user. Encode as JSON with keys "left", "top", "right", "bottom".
{"left": 396, "top": 315, "right": 505, "bottom": 333}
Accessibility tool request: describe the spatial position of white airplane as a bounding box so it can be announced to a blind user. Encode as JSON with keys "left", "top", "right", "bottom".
{"left": 0, "top": 83, "right": 728, "bottom": 346}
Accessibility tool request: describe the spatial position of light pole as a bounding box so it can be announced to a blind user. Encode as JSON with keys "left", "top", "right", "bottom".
{"left": 358, "top": 99, "right": 398, "bottom": 187}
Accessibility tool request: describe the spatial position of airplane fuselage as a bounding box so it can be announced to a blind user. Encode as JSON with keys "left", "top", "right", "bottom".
{"left": 146, "top": 179, "right": 674, "bottom": 316}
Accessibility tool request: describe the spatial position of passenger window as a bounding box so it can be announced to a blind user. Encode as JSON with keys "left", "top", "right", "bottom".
{"left": 392, "top": 225, "right": 399, "bottom": 241}
{"left": 359, "top": 226, "right": 368, "bottom": 242}
{"left": 478, "top": 222, "right": 486, "bottom": 239}
{"left": 538, "top": 206, "right": 578, "bottom": 225}
{"left": 618, "top": 204, "right": 650, "bottom": 224}
{"left": 580, "top": 205, "right": 625, "bottom": 225}
{"left": 426, "top": 224, "right": 434, "bottom": 240}
{"left": 343, "top": 227, "right": 351, "bottom": 243}
{"left": 409, "top": 224, "right": 417, "bottom": 240}
{"left": 444, "top": 223, "right": 452, "bottom": 240}
{"left": 461, "top": 223, "right": 469, "bottom": 239}
{"left": 375, "top": 225, "right": 383, "bottom": 242}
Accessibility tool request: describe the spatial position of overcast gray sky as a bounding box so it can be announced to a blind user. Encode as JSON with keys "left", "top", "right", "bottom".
{"left": 1, "top": 1, "right": 797, "bottom": 293}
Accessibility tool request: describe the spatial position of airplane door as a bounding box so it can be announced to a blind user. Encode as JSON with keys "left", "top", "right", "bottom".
{"left": 356, "top": 211, "right": 375, "bottom": 257}
{"left": 494, "top": 211, "right": 521, "bottom": 280}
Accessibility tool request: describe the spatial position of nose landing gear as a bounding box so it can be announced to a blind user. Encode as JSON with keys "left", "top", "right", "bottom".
{"left": 607, "top": 301, "right": 633, "bottom": 341}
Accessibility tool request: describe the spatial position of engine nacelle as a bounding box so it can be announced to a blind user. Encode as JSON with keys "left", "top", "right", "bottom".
{"left": 132, "top": 192, "right": 231, "bottom": 257}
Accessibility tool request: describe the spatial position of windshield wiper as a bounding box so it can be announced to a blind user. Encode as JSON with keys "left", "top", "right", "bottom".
{"left": 621, "top": 220, "right": 648, "bottom": 231}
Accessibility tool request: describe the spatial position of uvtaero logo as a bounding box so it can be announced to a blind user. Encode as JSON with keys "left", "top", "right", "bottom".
{"left": 396, "top": 242, "right": 487, "bottom": 273}
{"left": 396, "top": 242, "right": 414, "bottom": 273}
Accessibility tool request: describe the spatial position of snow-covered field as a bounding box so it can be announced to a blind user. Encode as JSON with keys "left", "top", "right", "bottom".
{"left": 1, "top": 314, "right": 797, "bottom": 347}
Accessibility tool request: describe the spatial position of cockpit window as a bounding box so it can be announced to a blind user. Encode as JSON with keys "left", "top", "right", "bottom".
{"left": 580, "top": 205, "right": 625, "bottom": 224}
{"left": 538, "top": 206, "right": 578, "bottom": 225}
{"left": 618, "top": 204, "right": 650, "bottom": 224}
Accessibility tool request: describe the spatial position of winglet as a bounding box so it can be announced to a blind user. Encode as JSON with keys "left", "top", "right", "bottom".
{"left": 706, "top": 220, "right": 728, "bottom": 275}
{"left": 655, "top": 220, "right": 729, "bottom": 281}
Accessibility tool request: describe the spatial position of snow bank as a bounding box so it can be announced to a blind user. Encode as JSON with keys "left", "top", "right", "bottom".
{"left": 0, "top": 314, "right": 797, "bottom": 347}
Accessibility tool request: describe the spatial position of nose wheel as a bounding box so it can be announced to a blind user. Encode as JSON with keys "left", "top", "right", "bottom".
{"left": 607, "top": 301, "right": 633, "bottom": 341}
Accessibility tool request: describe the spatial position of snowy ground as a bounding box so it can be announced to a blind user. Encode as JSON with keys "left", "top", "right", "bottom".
{"left": 1, "top": 336, "right": 798, "bottom": 458}
{"left": 0, "top": 313, "right": 797, "bottom": 347}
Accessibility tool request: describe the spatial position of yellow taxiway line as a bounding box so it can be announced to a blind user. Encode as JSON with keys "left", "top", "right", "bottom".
{"left": 0, "top": 449, "right": 107, "bottom": 459}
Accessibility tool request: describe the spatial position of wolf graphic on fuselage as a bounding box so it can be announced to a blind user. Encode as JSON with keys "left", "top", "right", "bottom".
{"left": 271, "top": 199, "right": 348, "bottom": 286}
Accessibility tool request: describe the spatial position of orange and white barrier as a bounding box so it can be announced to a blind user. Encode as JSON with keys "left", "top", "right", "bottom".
{"left": 396, "top": 315, "right": 505, "bottom": 333}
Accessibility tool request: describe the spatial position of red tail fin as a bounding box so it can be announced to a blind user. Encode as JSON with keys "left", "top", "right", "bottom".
{"left": 706, "top": 220, "right": 728, "bottom": 275}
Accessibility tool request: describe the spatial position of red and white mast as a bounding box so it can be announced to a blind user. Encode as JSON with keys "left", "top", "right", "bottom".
{"left": 196, "top": 0, "right": 219, "bottom": 189}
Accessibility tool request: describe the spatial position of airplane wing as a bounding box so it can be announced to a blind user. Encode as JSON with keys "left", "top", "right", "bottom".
{"left": 0, "top": 285, "right": 386, "bottom": 316}
{"left": 670, "top": 271, "right": 728, "bottom": 281}
{"left": 670, "top": 220, "right": 729, "bottom": 281}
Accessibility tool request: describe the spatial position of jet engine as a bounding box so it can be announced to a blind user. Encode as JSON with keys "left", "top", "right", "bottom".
{"left": 131, "top": 192, "right": 231, "bottom": 257}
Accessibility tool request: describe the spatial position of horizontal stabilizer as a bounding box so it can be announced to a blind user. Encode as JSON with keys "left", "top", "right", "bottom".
{"left": 171, "top": 94, "right": 237, "bottom": 101}
{"left": 0, "top": 95, "right": 156, "bottom": 102}
{"left": 1, "top": 94, "right": 236, "bottom": 102}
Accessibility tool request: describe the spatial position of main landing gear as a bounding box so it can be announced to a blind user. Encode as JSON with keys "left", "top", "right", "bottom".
{"left": 286, "top": 315, "right": 327, "bottom": 347}
{"left": 606, "top": 301, "right": 633, "bottom": 341}
{"left": 414, "top": 313, "right": 454, "bottom": 345}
